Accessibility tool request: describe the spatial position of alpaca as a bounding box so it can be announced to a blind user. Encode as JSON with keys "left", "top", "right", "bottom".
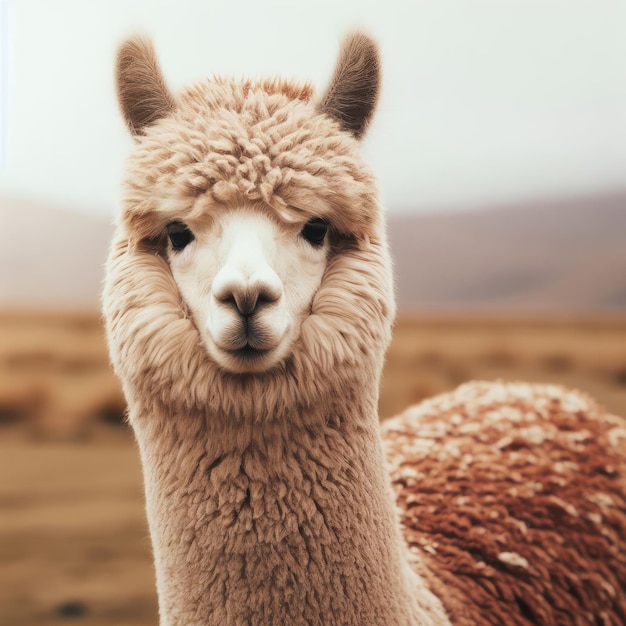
{"left": 103, "top": 32, "right": 626, "bottom": 626}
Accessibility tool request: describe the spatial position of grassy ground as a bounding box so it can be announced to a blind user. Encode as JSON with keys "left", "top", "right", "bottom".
{"left": 384, "top": 314, "right": 626, "bottom": 418}
{"left": 0, "top": 431, "right": 155, "bottom": 626}
{"left": 1, "top": 312, "right": 625, "bottom": 625}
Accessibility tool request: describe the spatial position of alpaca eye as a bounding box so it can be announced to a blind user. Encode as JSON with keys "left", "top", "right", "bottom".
{"left": 300, "top": 218, "right": 328, "bottom": 246}
{"left": 166, "top": 221, "right": 194, "bottom": 251}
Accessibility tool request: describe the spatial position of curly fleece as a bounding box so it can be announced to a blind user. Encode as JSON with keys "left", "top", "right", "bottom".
{"left": 105, "top": 33, "right": 449, "bottom": 626}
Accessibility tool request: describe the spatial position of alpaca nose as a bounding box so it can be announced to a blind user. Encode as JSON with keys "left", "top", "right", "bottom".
{"left": 217, "top": 284, "right": 281, "bottom": 317}
{"left": 212, "top": 262, "right": 283, "bottom": 316}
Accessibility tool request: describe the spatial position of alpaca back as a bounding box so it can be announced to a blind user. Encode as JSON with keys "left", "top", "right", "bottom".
{"left": 383, "top": 381, "right": 626, "bottom": 625}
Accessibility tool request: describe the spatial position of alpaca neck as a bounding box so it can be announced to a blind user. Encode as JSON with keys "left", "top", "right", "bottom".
{"left": 135, "top": 399, "right": 438, "bottom": 626}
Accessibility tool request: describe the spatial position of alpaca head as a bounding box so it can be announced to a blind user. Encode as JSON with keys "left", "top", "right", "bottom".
{"left": 106, "top": 33, "right": 394, "bottom": 417}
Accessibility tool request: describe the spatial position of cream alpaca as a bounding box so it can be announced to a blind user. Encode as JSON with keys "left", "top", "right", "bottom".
{"left": 104, "top": 33, "right": 626, "bottom": 626}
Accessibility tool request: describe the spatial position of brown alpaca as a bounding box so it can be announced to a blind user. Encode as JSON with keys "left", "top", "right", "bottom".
{"left": 103, "top": 32, "right": 626, "bottom": 626}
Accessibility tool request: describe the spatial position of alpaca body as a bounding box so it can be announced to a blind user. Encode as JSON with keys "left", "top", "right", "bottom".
{"left": 104, "top": 31, "right": 626, "bottom": 626}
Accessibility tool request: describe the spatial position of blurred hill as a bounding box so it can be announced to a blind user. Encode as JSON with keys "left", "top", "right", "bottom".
{"left": 389, "top": 191, "right": 626, "bottom": 312}
{"left": 1, "top": 192, "right": 625, "bottom": 311}
{"left": 0, "top": 198, "right": 114, "bottom": 309}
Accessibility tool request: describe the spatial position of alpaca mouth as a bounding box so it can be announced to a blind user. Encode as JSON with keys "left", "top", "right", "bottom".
{"left": 209, "top": 318, "right": 290, "bottom": 372}
{"left": 220, "top": 320, "right": 280, "bottom": 355}
{"left": 218, "top": 342, "right": 282, "bottom": 373}
{"left": 227, "top": 344, "right": 270, "bottom": 359}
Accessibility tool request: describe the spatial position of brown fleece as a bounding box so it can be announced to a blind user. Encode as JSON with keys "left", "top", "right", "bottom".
{"left": 383, "top": 381, "right": 626, "bottom": 626}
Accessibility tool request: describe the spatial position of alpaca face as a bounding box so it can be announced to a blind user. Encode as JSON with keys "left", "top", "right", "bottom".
{"left": 110, "top": 33, "right": 388, "bottom": 396}
{"left": 166, "top": 208, "right": 330, "bottom": 373}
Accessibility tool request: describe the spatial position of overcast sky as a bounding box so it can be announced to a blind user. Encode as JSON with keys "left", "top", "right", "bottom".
{"left": 0, "top": 0, "right": 624, "bottom": 216}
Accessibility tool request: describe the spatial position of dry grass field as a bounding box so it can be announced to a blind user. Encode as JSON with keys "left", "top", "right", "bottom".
{"left": 1, "top": 311, "right": 625, "bottom": 625}
{"left": 385, "top": 314, "right": 626, "bottom": 419}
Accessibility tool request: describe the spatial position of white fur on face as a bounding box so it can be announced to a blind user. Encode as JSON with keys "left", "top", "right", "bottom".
{"left": 167, "top": 209, "right": 329, "bottom": 373}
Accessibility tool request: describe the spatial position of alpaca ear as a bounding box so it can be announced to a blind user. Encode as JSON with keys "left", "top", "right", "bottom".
{"left": 115, "top": 35, "right": 175, "bottom": 136}
{"left": 318, "top": 32, "right": 381, "bottom": 139}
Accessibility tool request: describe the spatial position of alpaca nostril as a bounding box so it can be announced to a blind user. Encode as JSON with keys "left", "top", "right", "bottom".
{"left": 216, "top": 292, "right": 238, "bottom": 310}
{"left": 256, "top": 286, "right": 281, "bottom": 307}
